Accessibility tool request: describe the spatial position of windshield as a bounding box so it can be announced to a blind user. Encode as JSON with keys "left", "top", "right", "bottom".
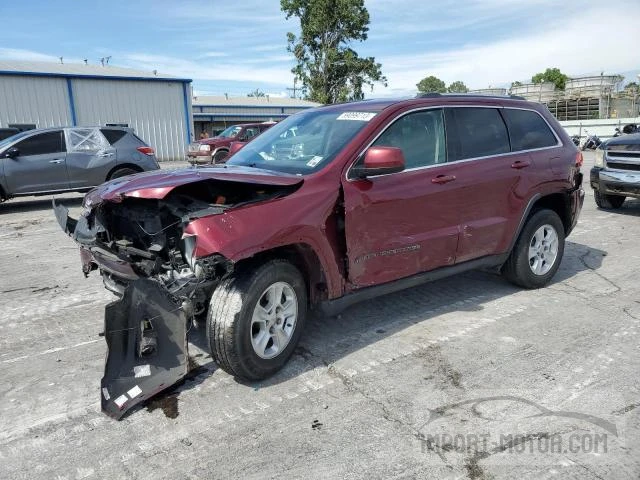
{"left": 0, "top": 130, "right": 31, "bottom": 150}
{"left": 226, "top": 109, "right": 377, "bottom": 175}
{"left": 218, "top": 125, "right": 242, "bottom": 138}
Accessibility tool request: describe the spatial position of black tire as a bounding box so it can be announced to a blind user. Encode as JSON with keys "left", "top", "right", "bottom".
{"left": 502, "top": 209, "right": 565, "bottom": 289}
{"left": 594, "top": 190, "right": 625, "bottom": 209}
{"left": 207, "top": 259, "right": 307, "bottom": 380}
{"left": 109, "top": 167, "right": 139, "bottom": 180}
{"left": 212, "top": 150, "right": 228, "bottom": 164}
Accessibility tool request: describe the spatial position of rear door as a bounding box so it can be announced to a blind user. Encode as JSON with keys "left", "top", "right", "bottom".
{"left": 341, "top": 108, "right": 461, "bottom": 288}
{"left": 65, "top": 128, "right": 116, "bottom": 188}
{"left": 4, "top": 130, "right": 68, "bottom": 194}
{"left": 445, "top": 107, "right": 530, "bottom": 262}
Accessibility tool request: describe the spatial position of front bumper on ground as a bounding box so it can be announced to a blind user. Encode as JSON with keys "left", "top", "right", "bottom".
{"left": 53, "top": 200, "right": 189, "bottom": 419}
{"left": 591, "top": 167, "right": 640, "bottom": 198}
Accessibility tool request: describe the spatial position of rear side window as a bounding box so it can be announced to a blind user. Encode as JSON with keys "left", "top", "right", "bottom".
{"left": 16, "top": 131, "right": 65, "bottom": 156}
{"left": 502, "top": 108, "right": 558, "bottom": 151}
{"left": 372, "top": 109, "right": 446, "bottom": 169}
{"left": 67, "top": 128, "right": 109, "bottom": 153}
{"left": 100, "top": 129, "right": 127, "bottom": 145}
{"left": 447, "top": 108, "right": 510, "bottom": 161}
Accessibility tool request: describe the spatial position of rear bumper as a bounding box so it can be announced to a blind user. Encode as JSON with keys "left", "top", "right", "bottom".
{"left": 591, "top": 167, "right": 640, "bottom": 198}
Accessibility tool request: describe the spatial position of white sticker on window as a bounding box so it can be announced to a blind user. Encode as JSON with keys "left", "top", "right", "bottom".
{"left": 306, "top": 156, "right": 323, "bottom": 167}
{"left": 127, "top": 385, "right": 143, "bottom": 399}
{"left": 102, "top": 388, "right": 110, "bottom": 400}
{"left": 133, "top": 365, "right": 151, "bottom": 378}
{"left": 114, "top": 395, "right": 128, "bottom": 408}
{"left": 337, "top": 112, "right": 376, "bottom": 121}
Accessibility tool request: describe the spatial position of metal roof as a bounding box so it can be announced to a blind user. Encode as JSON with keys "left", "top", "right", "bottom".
{"left": 0, "top": 60, "right": 191, "bottom": 82}
{"left": 192, "top": 95, "right": 320, "bottom": 107}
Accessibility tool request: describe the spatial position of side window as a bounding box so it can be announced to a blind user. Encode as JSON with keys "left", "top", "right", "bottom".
{"left": 100, "top": 129, "right": 127, "bottom": 145}
{"left": 16, "top": 131, "right": 65, "bottom": 156}
{"left": 372, "top": 109, "right": 446, "bottom": 169}
{"left": 448, "top": 108, "right": 510, "bottom": 161}
{"left": 67, "top": 128, "right": 109, "bottom": 153}
{"left": 502, "top": 108, "right": 558, "bottom": 151}
{"left": 244, "top": 127, "right": 260, "bottom": 139}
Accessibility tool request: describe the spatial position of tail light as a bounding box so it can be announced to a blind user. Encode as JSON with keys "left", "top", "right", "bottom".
{"left": 137, "top": 146, "right": 155, "bottom": 156}
{"left": 575, "top": 151, "right": 583, "bottom": 168}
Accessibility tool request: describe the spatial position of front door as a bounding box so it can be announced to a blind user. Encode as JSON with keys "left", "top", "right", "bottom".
{"left": 342, "top": 108, "right": 461, "bottom": 289}
{"left": 4, "top": 130, "right": 68, "bottom": 194}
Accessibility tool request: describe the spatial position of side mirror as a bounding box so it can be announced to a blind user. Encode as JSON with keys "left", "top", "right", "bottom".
{"left": 352, "top": 146, "right": 405, "bottom": 178}
{"left": 4, "top": 147, "right": 19, "bottom": 159}
{"left": 228, "top": 141, "right": 246, "bottom": 157}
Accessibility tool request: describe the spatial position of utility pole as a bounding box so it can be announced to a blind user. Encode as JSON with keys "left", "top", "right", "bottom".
{"left": 286, "top": 78, "right": 298, "bottom": 99}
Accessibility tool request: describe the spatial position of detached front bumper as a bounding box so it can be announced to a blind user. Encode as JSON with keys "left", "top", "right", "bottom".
{"left": 591, "top": 167, "right": 640, "bottom": 198}
{"left": 53, "top": 200, "right": 189, "bottom": 419}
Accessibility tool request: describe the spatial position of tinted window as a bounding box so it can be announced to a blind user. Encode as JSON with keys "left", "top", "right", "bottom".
{"left": 16, "top": 131, "right": 65, "bottom": 156}
{"left": 243, "top": 127, "right": 260, "bottom": 139}
{"left": 448, "top": 108, "right": 509, "bottom": 161}
{"left": 372, "top": 109, "right": 446, "bottom": 169}
{"left": 502, "top": 108, "right": 557, "bottom": 151}
{"left": 101, "top": 129, "right": 127, "bottom": 145}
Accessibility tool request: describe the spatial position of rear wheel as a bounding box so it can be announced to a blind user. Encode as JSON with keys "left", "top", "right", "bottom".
{"left": 108, "top": 167, "right": 139, "bottom": 180}
{"left": 594, "top": 191, "right": 625, "bottom": 209}
{"left": 207, "top": 259, "right": 307, "bottom": 380}
{"left": 212, "top": 150, "right": 228, "bottom": 164}
{"left": 502, "top": 209, "right": 565, "bottom": 289}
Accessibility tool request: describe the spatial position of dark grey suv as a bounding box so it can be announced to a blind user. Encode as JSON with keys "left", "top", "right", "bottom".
{"left": 0, "top": 126, "right": 159, "bottom": 202}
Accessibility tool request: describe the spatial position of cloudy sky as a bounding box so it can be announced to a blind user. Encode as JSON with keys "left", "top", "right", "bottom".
{"left": 0, "top": 0, "right": 638, "bottom": 98}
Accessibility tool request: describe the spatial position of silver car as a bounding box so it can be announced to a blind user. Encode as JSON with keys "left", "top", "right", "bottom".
{"left": 0, "top": 126, "right": 159, "bottom": 202}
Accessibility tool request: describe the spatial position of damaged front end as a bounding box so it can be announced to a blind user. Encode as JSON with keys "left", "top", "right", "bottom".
{"left": 54, "top": 174, "right": 300, "bottom": 418}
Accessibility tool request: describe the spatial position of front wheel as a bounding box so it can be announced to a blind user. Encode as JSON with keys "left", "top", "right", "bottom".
{"left": 212, "top": 150, "right": 228, "bottom": 164}
{"left": 502, "top": 209, "right": 565, "bottom": 289}
{"left": 207, "top": 259, "right": 307, "bottom": 380}
{"left": 594, "top": 191, "right": 625, "bottom": 209}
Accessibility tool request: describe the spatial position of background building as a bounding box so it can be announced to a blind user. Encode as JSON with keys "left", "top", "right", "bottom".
{"left": 192, "top": 95, "right": 319, "bottom": 137}
{"left": 0, "top": 61, "right": 192, "bottom": 161}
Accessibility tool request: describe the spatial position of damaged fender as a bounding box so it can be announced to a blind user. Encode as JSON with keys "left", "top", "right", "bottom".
{"left": 101, "top": 278, "right": 188, "bottom": 419}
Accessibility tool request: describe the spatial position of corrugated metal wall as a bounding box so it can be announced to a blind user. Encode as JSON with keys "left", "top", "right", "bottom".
{"left": 0, "top": 76, "right": 71, "bottom": 127}
{"left": 72, "top": 79, "right": 188, "bottom": 161}
{"left": 0, "top": 75, "right": 190, "bottom": 161}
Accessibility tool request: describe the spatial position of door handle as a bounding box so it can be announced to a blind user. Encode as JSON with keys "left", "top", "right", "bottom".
{"left": 97, "top": 152, "right": 114, "bottom": 158}
{"left": 511, "top": 160, "right": 531, "bottom": 169}
{"left": 49, "top": 159, "right": 64, "bottom": 164}
{"left": 431, "top": 174, "right": 456, "bottom": 184}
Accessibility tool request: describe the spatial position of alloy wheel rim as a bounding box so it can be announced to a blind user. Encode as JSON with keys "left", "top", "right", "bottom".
{"left": 250, "top": 281, "right": 298, "bottom": 359}
{"left": 528, "top": 224, "right": 559, "bottom": 276}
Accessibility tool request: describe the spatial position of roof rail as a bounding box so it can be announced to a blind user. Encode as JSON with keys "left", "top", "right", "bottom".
{"left": 415, "top": 92, "right": 526, "bottom": 101}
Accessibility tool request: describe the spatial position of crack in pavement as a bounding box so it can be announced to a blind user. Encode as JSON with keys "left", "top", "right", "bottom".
{"left": 578, "top": 251, "right": 621, "bottom": 295}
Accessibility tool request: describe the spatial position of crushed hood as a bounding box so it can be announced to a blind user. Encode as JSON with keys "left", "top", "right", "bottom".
{"left": 84, "top": 166, "right": 303, "bottom": 206}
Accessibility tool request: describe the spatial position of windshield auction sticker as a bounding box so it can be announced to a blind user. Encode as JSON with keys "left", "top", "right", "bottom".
{"left": 337, "top": 112, "right": 377, "bottom": 121}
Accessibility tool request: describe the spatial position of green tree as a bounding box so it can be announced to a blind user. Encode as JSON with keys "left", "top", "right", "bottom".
{"left": 447, "top": 80, "right": 468, "bottom": 93}
{"left": 531, "top": 68, "right": 568, "bottom": 90}
{"left": 416, "top": 75, "right": 446, "bottom": 93}
{"left": 511, "top": 81, "right": 523, "bottom": 88}
{"left": 247, "top": 88, "right": 266, "bottom": 97}
{"left": 624, "top": 81, "right": 638, "bottom": 94}
{"left": 281, "top": 0, "right": 387, "bottom": 104}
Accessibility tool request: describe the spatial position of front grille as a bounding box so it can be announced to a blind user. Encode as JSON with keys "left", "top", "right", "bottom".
{"left": 607, "top": 162, "right": 640, "bottom": 171}
{"left": 188, "top": 144, "right": 200, "bottom": 152}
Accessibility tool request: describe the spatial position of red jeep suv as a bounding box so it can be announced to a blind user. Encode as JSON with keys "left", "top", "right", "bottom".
{"left": 56, "top": 94, "right": 584, "bottom": 418}
{"left": 187, "top": 122, "right": 275, "bottom": 164}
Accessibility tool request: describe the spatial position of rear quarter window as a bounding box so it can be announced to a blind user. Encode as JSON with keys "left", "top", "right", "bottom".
{"left": 502, "top": 108, "right": 558, "bottom": 151}
{"left": 100, "top": 129, "right": 128, "bottom": 145}
{"left": 447, "top": 107, "right": 510, "bottom": 161}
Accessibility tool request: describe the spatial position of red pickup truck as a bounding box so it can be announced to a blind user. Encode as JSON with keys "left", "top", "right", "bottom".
{"left": 187, "top": 122, "right": 275, "bottom": 164}
{"left": 56, "top": 94, "right": 584, "bottom": 418}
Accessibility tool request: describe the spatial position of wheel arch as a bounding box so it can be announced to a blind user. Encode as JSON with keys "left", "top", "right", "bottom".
{"left": 508, "top": 192, "right": 572, "bottom": 253}
{"left": 106, "top": 163, "right": 143, "bottom": 181}
{"left": 233, "top": 243, "right": 328, "bottom": 306}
